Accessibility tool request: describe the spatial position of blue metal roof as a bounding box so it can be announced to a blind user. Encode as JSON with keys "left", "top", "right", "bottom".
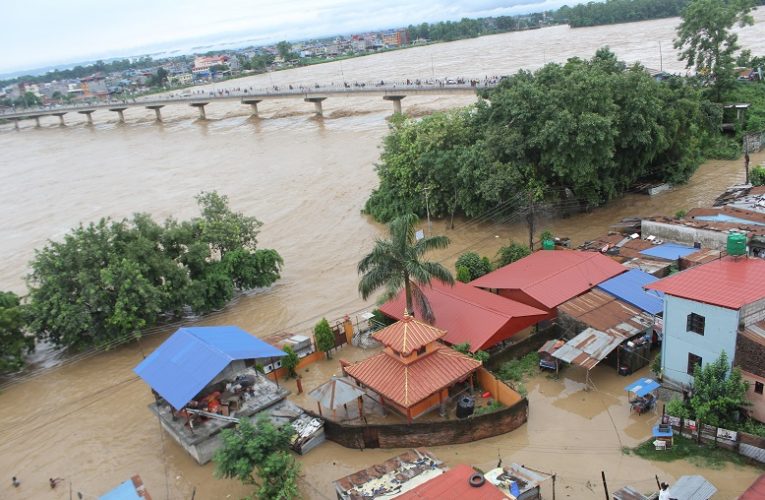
{"left": 133, "top": 326, "right": 285, "bottom": 409}
{"left": 597, "top": 269, "right": 664, "bottom": 315}
{"left": 625, "top": 377, "right": 661, "bottom": 397}
{"left": 99, "top": 480, "right": 141, "bottom": 500}
{"left": 639, "top": 243, "right": 697, "bottom": 261}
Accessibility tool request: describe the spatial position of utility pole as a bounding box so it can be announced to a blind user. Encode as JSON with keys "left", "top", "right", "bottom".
{"left": 424, "top": 187, "right": 432, "bottom": 234}
{"left": 601, "top": 471, "right": 609, "bottom": 500}
{"left": 552, "top": 474, "right": 557, "bottom": 500}
{"left": 659, "top": 41, "right": 663, "bottom": 73}
{"left": 527, "top": 190, "right": 535, "bottom": 251}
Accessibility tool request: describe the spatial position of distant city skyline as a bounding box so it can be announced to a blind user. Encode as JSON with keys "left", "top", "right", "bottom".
{"left": 0, "top": 0, "right": 581, "bottom": 76}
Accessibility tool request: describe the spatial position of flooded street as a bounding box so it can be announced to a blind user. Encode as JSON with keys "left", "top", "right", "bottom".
{"left": 1, "top": 10, "right": 765, "bottom": 499}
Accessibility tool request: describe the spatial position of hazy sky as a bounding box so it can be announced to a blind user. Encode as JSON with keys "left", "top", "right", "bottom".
{"left": 0, "top": 0, "right": 580, "bottom": 74}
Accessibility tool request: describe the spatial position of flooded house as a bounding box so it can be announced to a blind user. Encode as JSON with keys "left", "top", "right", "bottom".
{"left": 470, "top": 249, "right": 626, "bottom": 317}
{"left": 134, "top": 326, "right": 323, "bottom": 464}
{"left": 647, "top": 251, "right": 765, "bottom": 422}
{"left": 343, "top": 315, "right": 482, "bottom": 422}
{"left": 378, "top": 279, "right": 548, "bottom": 353}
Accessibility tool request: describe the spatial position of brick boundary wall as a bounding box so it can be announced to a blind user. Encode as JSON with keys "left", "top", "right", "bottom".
{"left": 310, "top": 398, "right": 528, "bottom": 449}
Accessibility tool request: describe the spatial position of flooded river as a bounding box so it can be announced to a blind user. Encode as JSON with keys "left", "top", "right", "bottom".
{"left": 1, "top": 11, "right": 765, "bottom": 499}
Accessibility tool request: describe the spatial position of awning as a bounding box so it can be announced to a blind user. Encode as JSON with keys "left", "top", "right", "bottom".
{"left": 625, "top": 377, "right": 660, "bottom": 397}
{"left": 308, "top": 376, "right": 366, "bottom": 411}
{"left": 552, "top": 327, "right": 623, "bottom": 370}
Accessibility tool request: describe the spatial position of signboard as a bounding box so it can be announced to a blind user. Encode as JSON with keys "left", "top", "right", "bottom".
{"left": 686, "top": 419, "right": 697, "bottom": 432}
{"left": 717, "top": 428, "right": 738, "bottom": 441}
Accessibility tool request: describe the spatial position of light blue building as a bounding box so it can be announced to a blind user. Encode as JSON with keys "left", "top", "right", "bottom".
{"left": 647, "top": 257, "right": 765, "bottom": 388}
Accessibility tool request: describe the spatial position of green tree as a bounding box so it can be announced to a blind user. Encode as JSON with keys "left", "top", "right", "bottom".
{"left": 314, "top": 318, "right": 335, "bottom": 359}
{"left": 455, "top": 251, "right": 492, "bottom": 281}
{"left": 452, "top": 342, "right": 490, "bottom": 363}
{"left": 456, "top": 265, "right": 471, "bottom": 283}
{"left": 0, "top": 291, "right": 32, "bottom": 373}
{"left": 276, "top": 41, "right": 293, "bottom": 60}
{"left": 214, "top": 415, "right": 300, "bottom": 500}
{"left": 674, "top": 0, "right": 755, "bottom": 101}
{"left": 358, "top": 213, "right": 454, "bottom": 322}
{"left": 495, "top": 242, "right": 531, "bottom": 268}
{"left": 751, "top": 166, "right": 765, "bottom": 186}
{"left": 282, "top": 345, "right": 299, "bottom": 378}
{"left": 196, "top": 191, "right": 262, "bottom": 257}
{"left": 690, "top": 351, "right": 749, "bottom": 427}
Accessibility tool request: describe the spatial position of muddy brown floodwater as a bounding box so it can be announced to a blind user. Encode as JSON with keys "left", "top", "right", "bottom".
{"left": 1, "top": 10, "right": 765, "bottom": 500}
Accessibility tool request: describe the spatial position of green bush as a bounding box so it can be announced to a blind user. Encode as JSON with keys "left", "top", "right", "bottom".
{"left": 455, "top": 251, "right": 493, "bottom": 281}
{"left": 496, "top": 352, "right": 539, "bottom": 382}
{"left": 314, "top": 318, "right": 335, "bottom": 359}
{"left": 282, "top": 345, "right": 299, "bottom": 378}
{"left": 495, "top": 242, "right": 531, "bottom": 268}
{"left": 751, "top": 166, "right": 765, "bottom": 186}
{"left": 665, "top": 398, "right": 691, "bottom": 419}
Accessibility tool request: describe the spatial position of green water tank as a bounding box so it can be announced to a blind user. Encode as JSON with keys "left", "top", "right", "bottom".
{"left": 542, "top": 239, "right": 555, "bottom": 250}
{"left": 727, "top": 232, "right": 747, "bottom": 256}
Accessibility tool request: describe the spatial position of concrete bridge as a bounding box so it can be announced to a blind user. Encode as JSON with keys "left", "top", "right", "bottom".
{"left": 1, "top": 82, "right": 490, "bottom": 128}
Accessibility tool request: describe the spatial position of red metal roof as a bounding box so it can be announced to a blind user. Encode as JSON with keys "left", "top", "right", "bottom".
{"left": 646, "top": 257, "right": 765, "bottom": 309}
{"left": 470, "top": 250, "right": 626, "bottom": 309}
{"left": 372, "top": 315, "right": 446, "bottom": 356}
{"left": 396, "top": 464, "right": 510, "bottom": 500}
{"left": 344, "top": 346, "right": 481, "bottom": 408}
{"left": 739, "top": 473, "right": 765, "bottom": 499}
{"left": 379, "top": 280, "right": 548, "bottom": 352}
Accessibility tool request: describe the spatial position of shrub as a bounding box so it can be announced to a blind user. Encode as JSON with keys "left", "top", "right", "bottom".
{"left": 282, "top": 345, "right": 299, "bottom": 378}
{"left": 455, "top": 251, "right": 492, "bottom": 281}
{"left": 314, "top": 318, "right": 335, "bottom": 359}
{"left": 751, "top": 166, "right": 765, "bottom": 186}
{"left": 495, "top": 242, "right": 531, "bottom": 268}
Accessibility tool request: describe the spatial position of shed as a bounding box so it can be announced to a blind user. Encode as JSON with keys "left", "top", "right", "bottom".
{"left": 611, "top": 485, "right": 648, "bottom": 500}
{"left": 667, "top": 475, "right": 717, "bottom": 500}
{"left": 596, "top": 269, "right": 664, "bottom": 315}
{"left": 639, "top": 243, "right": 697, "bottom": 261}
{"left": 133, "top": 326, "right": 285, "bottom": 410}
{"left": 396, "top": 464, "right": 510, "bottom": 500}
{"left": 552, "top": 327, "right": 624, "bottom": 386}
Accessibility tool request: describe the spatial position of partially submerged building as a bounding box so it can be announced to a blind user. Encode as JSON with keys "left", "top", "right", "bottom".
{"left": 344, "top": 315, "right": 482, "bottom": 422}
{"left": 647, "top": 255, "right": 765, "bottom": 422}
{"left": 470, "top": 250, "right": 626, "bottom": 314}
{"left": 379, "top": 280, "right": 548, "bottom": 352}
{"left": 134, "top": 326, "right": 323, "bottom": 464}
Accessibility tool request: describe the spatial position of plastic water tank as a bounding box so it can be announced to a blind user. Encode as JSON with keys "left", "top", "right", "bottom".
{"left": 727, "top": 232, "right": 747, "bottom": 256}
{"left": 542, "top": 239, "right": 555, "bottom": 250}
{"left": 456, "top": 396, "right": 475, "bottom": 418}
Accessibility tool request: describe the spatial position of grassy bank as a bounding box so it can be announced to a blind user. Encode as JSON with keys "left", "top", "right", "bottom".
{"left": 624, "top": 435, "right": 756, "bottom": 469}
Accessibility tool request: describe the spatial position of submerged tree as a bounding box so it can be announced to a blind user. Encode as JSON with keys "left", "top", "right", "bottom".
{"left": 358, "top": 213, "right": 453, "bottom": 323}
{"left": 0, "top": 291, "right": 32, "bottom": 373}
{"left": 674, "top": 0, "right": 755, "bottom": 101}
{"left": 214, "top": 415, "right": 300, "bottom": 500}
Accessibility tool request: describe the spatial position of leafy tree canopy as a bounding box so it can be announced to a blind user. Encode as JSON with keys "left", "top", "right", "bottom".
{"left": 26, "top": 192, "right": 283, "bottom": 350}
{"left": 214, "top": 415, "right": 300, "bottom": 500}
{"left": 314, "top": 318, "right": 335, "bottom": 358}
{"left": 690, "top": 351, "right": 749, "bottom": 427}
{"left": 0, "top": 291, "right": 33, "bottom": 373}
{"left": 454, "top": 252, "right": 493, "bottom": 282}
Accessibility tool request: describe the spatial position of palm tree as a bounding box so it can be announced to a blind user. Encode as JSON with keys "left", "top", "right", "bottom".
{"left": 358, "top": 213, "right": 454, "bottom": 323}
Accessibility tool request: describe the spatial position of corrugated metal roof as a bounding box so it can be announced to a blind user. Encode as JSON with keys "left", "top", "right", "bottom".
{"left": 639, "top": 243, "right": 697, "bottom": 260}
{"left": 345, "top": 346, "right": 481, "bottom": 408}
{"left": 558, "top": 289, "right": 654, "bottom": 339}
{"left": 470, "top": 250, "right": 626, "bottom": 309}
{"left": 99, "top": 480, "right": 142, "bottom": 500}
{"left": 133, "top": 326, "right": 285, "bottom": 410}
{"left": 611, "top": 486, "right": 648, "bottom": 500}
{"left": 667, "top": 475, "right": 717, "bottom": 500}
{"left": 372, "top": 315, "right": 446, "bottom": 356}
{"left": 597, "top": 269, "right": 664, "bottom": 315}
{"left": 739, "top": 472, "right": 765, "bottom": 499}
{"left": 379, "top": 280, "right": 548, "bottom": 352}
{"left": 397, "top": 464, "right": 511, "bottom": 500}
{"left": 647, "top": 257, "right": 765, "bottom": 309}
{"left": 551, "top": 327, "right": 624, "bottom": 370}
{"left": 308, "top": 376, "right": 366, "bottom": 411}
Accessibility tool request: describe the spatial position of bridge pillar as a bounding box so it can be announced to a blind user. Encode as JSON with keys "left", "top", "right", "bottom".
{"left": 78, "top": 110, "right": 95, "bottom": 124}
{"left": 52, "top": 112, "right": 66, "bottom": 126}
{"left": 146, "top": 105, "right": 164, "bottom": 122}
{"left": 109, "top": 107, "right": 128, "bottom": 123}
{"left": 34, "top": 116, "right": 40, "bottom": 128}
{"left": 242, "top": 99, "right": 262, "bottom": 117}
{"left": 383, "top": 95, "right": 406, "bottom": 115}
{"left": 190, "top": 102, "right": 209, "bottom": 120}
{"left": 304, "top": 97, "right": 327, "bottom": 116}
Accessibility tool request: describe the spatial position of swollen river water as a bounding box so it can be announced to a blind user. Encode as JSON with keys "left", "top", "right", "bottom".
{"left": 1, "top": 11, "right": 764, "bottom": 499}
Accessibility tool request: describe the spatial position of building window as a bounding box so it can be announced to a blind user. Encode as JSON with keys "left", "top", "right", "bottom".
{"left": 687, "top": 353, "right": 702, "bottom": 375}
{"left": 686, "top": 313, "right": 705, "bottom": 335}
{"left": 756, "top": 382, "right": 764, "bottom": 395}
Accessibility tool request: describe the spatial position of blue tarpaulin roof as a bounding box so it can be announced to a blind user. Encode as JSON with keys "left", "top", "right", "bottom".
{"left": 625, "top": 377, "right": 661, "bottom": 397}
{"left": 99, "top": 479, "right": 141, "bottom": 500}
{"left": 133, "top": 326, "right": 285, "bottom": 410}
{"left": 597, "top": 269, "right": 664, "bottom": 315}
{"left": 639, "top": 243, "right": 697, "bottom": 261}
